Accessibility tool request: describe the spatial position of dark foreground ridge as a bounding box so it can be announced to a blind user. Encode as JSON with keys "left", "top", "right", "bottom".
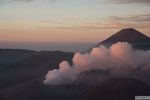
{"left": 79, "top": 78, "right": 150, "bottom": 100}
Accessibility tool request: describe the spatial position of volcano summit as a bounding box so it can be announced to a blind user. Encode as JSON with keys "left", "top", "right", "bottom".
{"left": 86, "top": 28, "right": 150, "bottom": 52}
{"left": 101, "top": 28, "right": 150, "bottom": 43}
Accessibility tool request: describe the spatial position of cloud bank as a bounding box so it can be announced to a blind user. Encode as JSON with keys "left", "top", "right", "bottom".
{"left": 0, "top": 0, "right": 62, "bottom": 2}
{"left": 15, "top": 0, "right": 33, "bottom": 2}
{"left": 43, "top": 42, "right": 150, "bottom": 85}
{"left": 105, "top": 0, "right": 150, "bottom": 4}
{"left": 110, "top": 14, "right": 150, "bottom": 22}
{"left": 2, "top": 0, "right": 150, "bottom": 4}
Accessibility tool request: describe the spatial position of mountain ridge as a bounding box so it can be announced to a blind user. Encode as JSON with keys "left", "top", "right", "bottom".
{"left": 85, "top": 28, "right": 150, "bottom": 53}
{"left": 101, "top": 28, "right": 150, "bottom": 43}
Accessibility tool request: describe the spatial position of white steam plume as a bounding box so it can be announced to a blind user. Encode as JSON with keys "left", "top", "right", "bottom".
{"left": 43, "top": 42, "right": 150, "bottom": 85}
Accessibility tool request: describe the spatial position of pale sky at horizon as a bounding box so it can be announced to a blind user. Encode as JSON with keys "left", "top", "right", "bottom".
{"left": 0, "top": 0, "right": 150, "bottom": 51}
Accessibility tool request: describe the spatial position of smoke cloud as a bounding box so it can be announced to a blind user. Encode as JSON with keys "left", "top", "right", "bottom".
{"left": 43, "top": 42, "right": 150, "bottom": 85}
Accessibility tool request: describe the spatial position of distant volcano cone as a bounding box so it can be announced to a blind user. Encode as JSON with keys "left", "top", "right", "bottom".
{"left": 85, "top": 28, "right": 150, "bottom": 52}
{"left": 79, "top": 78, "right": 150, "bottom": 100}
{"left": 101, "top": 28, "right": 150, "bottom": 43}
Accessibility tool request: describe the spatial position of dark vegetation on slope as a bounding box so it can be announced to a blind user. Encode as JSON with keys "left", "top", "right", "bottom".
{"left": 79, "top": 78, "right": 150, "bottom": 100}
{"left": 0, "top": 51, "right": 74, "bottom": 89}
{"left": 0, "top": 49, "right": 36, "bottom": 68}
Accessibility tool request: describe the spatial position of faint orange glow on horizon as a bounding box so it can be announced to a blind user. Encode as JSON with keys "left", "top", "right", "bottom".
{"left": 0, "top": 23, "right": 150, "bottom": 43}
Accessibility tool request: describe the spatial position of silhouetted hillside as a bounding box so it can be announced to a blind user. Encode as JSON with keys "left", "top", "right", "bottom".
{"left": 0, "top": 51, "right": 74, "bottom": 89}
{"left": 101, "top": 28, "right": 150, "bottom": 43}
{"left": 0, "top": 49, "right": 37, "bottom": 67}
{"left": 0, "top": 79, "right": 90, "bottom": 100}
{"left": 86, "top": 28, "right": 150, "bottom": 52}
{"left": 80, "top": 78, "right": 150, "bottom": 100}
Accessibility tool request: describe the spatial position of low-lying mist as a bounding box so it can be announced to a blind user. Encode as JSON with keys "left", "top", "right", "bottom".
{"left": 0, "top": 42, "right": 94, "bottom": 52}
{"left": 43, "top": 42, "right": 150, "bottom": 85}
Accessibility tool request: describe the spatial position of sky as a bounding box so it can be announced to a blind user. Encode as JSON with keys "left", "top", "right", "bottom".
{"left": 0, "top": 0, "right": 150, "bottom": 52}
